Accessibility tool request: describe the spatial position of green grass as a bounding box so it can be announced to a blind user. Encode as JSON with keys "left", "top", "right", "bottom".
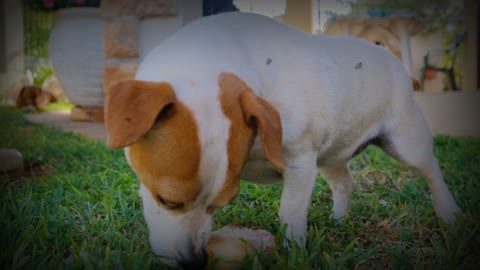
{"left": 1, "top": 107, "right": 479, "bottom": 269}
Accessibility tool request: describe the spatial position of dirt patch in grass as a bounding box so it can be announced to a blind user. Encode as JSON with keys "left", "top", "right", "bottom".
{"left": 354, "top": 169, "right": 420, "bottom": 191}
{"left": 1, "top": 161, "right": 55, "bottom": 187}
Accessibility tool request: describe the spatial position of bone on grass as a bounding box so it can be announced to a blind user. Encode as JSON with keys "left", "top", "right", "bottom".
{"left": 206, "top": 224, "right": 275, "bottom": 269}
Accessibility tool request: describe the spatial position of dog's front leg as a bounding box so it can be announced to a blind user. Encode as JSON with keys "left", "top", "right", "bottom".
{"left": 279, "top": 149, "right": 318, "bottom": 247}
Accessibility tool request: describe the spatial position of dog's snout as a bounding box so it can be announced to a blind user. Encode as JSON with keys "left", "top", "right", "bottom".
{"left": 179, "top": 247, "right": 207, "bottom": 270}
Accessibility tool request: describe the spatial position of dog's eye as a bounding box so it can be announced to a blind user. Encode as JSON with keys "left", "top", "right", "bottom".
{"left": 156, "top": 195, "right": 184, "bottom": 210}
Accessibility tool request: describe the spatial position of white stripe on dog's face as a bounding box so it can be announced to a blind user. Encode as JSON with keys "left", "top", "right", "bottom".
{"left": 138, "top": 184, "right": 212, "bottom": 267}
{"left": 127, "top": 97, "right": 210, "bottom": 264}
{"left": 124, "top": 73, "right": 257, "bottom": 265}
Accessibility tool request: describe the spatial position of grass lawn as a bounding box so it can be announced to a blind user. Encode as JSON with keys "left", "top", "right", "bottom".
{"left": 1, "top": 106, "right": 479, "bottom": 269}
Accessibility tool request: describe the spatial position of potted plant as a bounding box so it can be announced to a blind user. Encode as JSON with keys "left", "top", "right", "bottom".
{"left": 43, "top": 0, "right": 105, "bottom": 107}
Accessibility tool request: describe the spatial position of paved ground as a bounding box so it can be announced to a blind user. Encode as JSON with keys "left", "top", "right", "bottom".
{"left": 25, "top": 110, "right": 107, "bottom": 141}
{"left": 23, "top": 90, "right": 480, "bottom": 142}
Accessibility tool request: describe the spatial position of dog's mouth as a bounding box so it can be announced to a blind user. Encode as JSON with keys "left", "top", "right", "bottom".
{"left": 178, "top": 245, "right": 208, "bottom": 270}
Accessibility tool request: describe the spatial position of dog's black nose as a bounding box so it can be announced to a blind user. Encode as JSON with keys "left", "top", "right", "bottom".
{"left": 179, "top": 247, "right": 208, "bottom": 270}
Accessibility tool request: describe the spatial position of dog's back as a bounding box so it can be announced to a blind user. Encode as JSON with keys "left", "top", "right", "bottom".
{"left": 155, "top": 12, "right": 415, "bottom": 164}
{"left": 139, "top": 12, "right": 411, "bottom": 145}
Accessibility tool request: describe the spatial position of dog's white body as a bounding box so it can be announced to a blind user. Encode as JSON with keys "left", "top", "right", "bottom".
{"left": 105, "top": 12, "right": 461, "bottom": 268}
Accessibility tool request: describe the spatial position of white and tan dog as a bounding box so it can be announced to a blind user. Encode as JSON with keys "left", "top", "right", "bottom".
{"left": 105, "top": 12, "right": 461, "bottom": 269}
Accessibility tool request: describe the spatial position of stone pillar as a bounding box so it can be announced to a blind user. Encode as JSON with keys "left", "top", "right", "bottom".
{"left": 281, "top": 0, "right": 313, "bottom": 33}
{"left": 101, "top": 0, "right": 177, "bottom": 97}
{"left": 397, "top": 21, "right": 413, "bottom": 76}
{"left": 180, "top": 0, "right": 202, "bottom": 25}
{"left": 77, "top": 0, "right": 177, "bottom": 121}
{"left": 0, "top": 0, "right": 25, "bottom": 104}
{"left": 101, "top": 1, "right": 139, "bottom": 97}
{"left": 463, "top": 0, "right": 479, "bottom": 90}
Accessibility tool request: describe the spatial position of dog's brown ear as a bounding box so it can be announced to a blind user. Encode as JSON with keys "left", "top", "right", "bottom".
{"left": 240, "top": 91, "right": 285, "bottom": 173}
{"left": 105, "top": 80, "right": 177, "bottom": 148}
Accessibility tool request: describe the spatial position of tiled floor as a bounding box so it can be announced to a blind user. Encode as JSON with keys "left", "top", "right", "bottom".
{"left": 25, "top": 110, "right": 107, "bottom": 142}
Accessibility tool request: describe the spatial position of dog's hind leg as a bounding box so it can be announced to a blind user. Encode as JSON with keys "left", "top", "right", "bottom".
{"left": 319, "top": 165, "right": 354, "bottom": 220}
{"left": 382, "top": 104, "right": 461, "bottom": 224}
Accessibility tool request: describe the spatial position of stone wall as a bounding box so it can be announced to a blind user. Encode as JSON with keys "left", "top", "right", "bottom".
{"left": 62, "top": 0, "right": 201, "bottom": 121}
{"left": 100, "top": 0, "right": 176, "bottom": 97}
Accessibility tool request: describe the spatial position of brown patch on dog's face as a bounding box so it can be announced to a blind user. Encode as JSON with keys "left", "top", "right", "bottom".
{"left": 105, "top": 80, "right": 203, "bottom": 210}
{"left": 128, "top": 100, "right": 202, "bottom": 213}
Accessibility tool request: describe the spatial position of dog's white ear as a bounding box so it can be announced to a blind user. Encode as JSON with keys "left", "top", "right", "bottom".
{"left": 105, "top": 80, "right": 177, "bottom": 148}
{"left": 240, "top": 91, "right": 285, "bottom": 173}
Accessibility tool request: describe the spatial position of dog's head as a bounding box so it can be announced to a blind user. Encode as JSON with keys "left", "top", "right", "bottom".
{"left": 105, "top": 72, "right": 284, "bottom": 268}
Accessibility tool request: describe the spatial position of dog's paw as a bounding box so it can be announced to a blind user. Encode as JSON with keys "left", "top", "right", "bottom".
{"left": 432, "top": 192, "right": 462, "bottom": 224}
{"left": 436, "top": 203, "right": 462, "bottom": 225}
